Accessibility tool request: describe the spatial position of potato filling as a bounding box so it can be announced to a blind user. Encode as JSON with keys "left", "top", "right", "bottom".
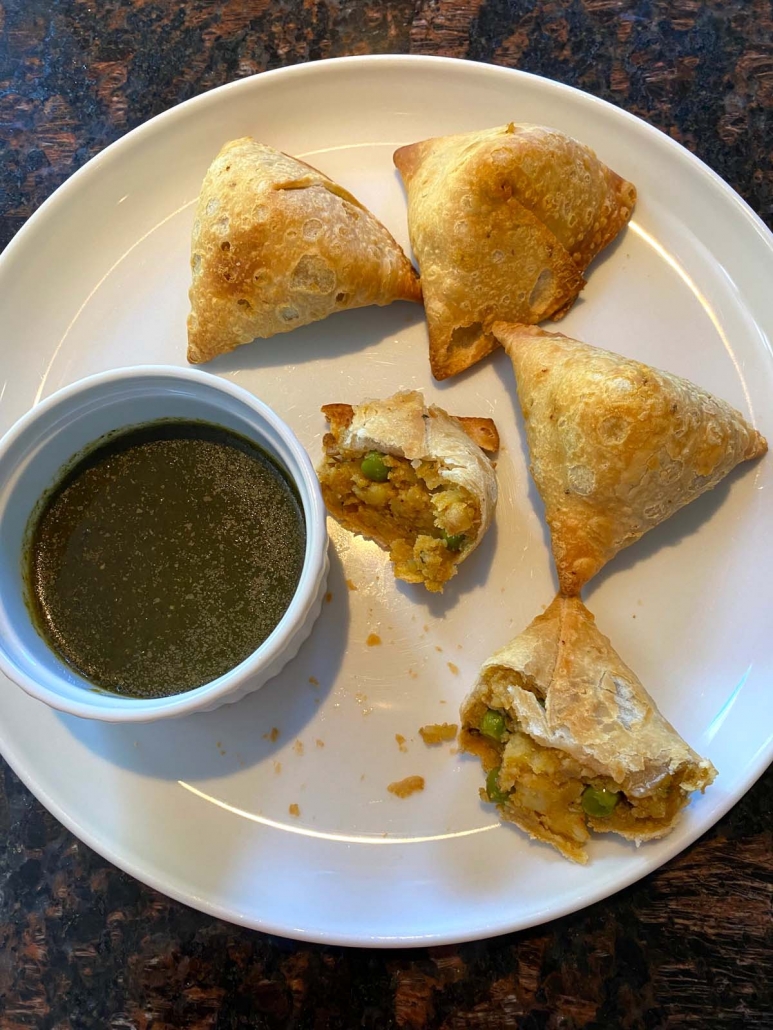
{"left": 319, "top": 444, "right": 480, "bottom": 592}
{"left": 464, "top": 691, "right": 685, "bottom": 847}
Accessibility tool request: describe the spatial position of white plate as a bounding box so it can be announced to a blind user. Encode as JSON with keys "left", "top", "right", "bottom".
{"left": 1, "top": 55, "right": 771, "bottom": 947}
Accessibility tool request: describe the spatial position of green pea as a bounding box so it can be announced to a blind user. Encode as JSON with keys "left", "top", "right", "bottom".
{"left": 360, "top": 451, "right": 389, "bottom": 482}
{"left": 480, "top": 708, "right": 507, "bottom": 742}
{"left": 486, "top": 766, "right": 511, "bottom": 806}
{"left": 581, "top": 785, "right": 621, "bottom": 819}
{"left": 442, "top": 531, "right": 466, "bottom": 552}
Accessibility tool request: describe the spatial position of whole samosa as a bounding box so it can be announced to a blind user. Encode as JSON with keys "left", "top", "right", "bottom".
{"left": 496, "top": 323, "right": 767, "bottom": 594}
{"left": 188, "top": 138, "right": 421, "bottom": 363}
{"left": 394, "top": 124, "right": 636, "bottom": 379}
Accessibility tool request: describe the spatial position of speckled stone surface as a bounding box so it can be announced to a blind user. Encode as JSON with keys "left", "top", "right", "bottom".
{"left": 1, "top": 2, "right": 772, "bottom": 1027}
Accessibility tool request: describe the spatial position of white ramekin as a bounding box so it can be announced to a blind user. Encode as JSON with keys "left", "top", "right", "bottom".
{"left": 0, "top": 365, "right": 329, "bottom": 722}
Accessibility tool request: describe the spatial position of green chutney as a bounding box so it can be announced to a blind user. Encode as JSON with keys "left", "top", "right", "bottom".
{"left": 26, "top": 420, "right": 306, "bottom": 699}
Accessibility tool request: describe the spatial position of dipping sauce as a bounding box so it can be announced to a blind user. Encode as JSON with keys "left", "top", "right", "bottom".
{"left": 26, "top": 421, "right": 306, "bottom": 699}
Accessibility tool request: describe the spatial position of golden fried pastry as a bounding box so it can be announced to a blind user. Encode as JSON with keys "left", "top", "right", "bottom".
{"left": 318, "top": 391, "right": 498, "bottom": 592}
{"left": 188, "top": 138, "right": 421, "bottom": 363}
{"left": 460, "top": 594, "right": 716, "bottom": 863}
{"left": 495, "top": 323, "right": 767, "bottom": 595}
{"left": 393, "top": 123, "right": 636, "bottom": 379}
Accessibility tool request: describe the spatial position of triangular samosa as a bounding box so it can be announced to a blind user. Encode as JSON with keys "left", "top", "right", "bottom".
{"left": 495, "top": 323, "right": 767, "bottom": 594}
{"left": 393, "top": 124, "right": 636, "bottom": 379}
{"left": 460, "top": 594, "right": 716, "bottom": 863}
{"left": 188, "top": 138, "right": 421, "bottom": 363}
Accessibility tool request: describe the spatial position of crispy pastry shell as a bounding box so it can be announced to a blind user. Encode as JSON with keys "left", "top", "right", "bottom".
{"left": 393, "top": 123, "right": 636, "bottom": 379}
{"left": 460, "top": 595, "right": 717, "bottom": 863}
{"left": 188, "top": 138, "right": 421, "bottom": 363}
{"left": 496, "top": 323, "right": 767, "bottom": 595}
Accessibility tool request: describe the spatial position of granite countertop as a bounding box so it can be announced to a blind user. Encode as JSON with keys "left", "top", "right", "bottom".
{"left": 1, "top": 2, "right": 771, "bottom": 1027}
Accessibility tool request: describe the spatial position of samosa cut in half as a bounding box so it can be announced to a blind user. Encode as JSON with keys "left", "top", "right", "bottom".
{"left": 318, "top": 390, "right": 498, "bottom": 593}
{"left": 460, "top": 594, "right": 717, "bottom": 863}
{"left": 495, "top": 323, "right": 767, "bottom": 595}
{"left": 393, "top": 124, "right": 636, "bottom": 379}
{"left": 188, "top": 138, "right": 421, "bottom": 363}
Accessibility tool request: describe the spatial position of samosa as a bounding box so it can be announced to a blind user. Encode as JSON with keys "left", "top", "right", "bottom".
{"left": 188, "top": 138, "right": 421, "bottom": 363}
{"left": 460, "top": 594, "right": 716, "bottom": 863}
{"left": 495, "top": 323, "right": 767, "bottom": 595}
{"left": 318, "top": 391, "right": 498, "bottom": 593}
{"left": 393, "top": 124, "right": 636, "bottom": 379}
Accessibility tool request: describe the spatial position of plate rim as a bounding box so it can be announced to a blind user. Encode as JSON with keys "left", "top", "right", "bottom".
{"left": 1, "top": 54, "right": 772, "bottom": 947}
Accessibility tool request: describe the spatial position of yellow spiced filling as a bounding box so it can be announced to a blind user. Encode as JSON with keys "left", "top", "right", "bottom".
{"left": 463, "top": 692, "right": 684, "bottom": 851}
{"left": 318, "top": 446, "right": 480, "bottom": 592}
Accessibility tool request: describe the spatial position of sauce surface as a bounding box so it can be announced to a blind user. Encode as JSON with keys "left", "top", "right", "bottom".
{"left": 27, "top": 421, "right": 306, "bottom": 698}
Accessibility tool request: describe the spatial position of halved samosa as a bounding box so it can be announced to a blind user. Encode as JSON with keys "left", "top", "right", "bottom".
{"left": 495, "top": 323, "right": 767, "bottom": 595}
{"left": 318, "top": 391, "right": 498, "bottom": 592}
{"left": 393, "top": 124, "right": 636, "bottom": 379}
{"left": 460, "top": 594, "right": 716, "bottom": 863}
{"left": 188, "top": 138, "right": 421, "bottom": 363}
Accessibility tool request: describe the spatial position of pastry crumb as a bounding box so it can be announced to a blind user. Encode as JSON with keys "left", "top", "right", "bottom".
{"left": 273, "top": 761, "right": 282, "bottom": 775}
{"left": 263, "top": 727, "right": 280, "bottom": 742}
{"left": 395, "top": 734, "right": 408, "bottom": 753}
{"left": 288, "top": 803, "right": 300, "bottom": 817}
{"left": 419, "top": 723, "right": 458, "bottom": 745}
{"left": 408, "top": 668, "right": 418, "bottom": 679}
{"left": 447, "top": 662, "right": 459, "bottom": 675}
{"left": 346, "top": 578, "right": 358, "bottom": 590}
{"left": 387, "top": 775, "right": 425, "bottom": 798}
{"left": 293, "top": 739, "right": 304, "bottom": 756}
{"left": 308, "top": 676, "right": 319, "bottom": 686}
{"left": 423, "top": 624, "right": 429, "bottom": 633}
{"left": 325, "top": 592, "right": 333, "bottom": 603}
{"left": 435, "top": 645, "right": 443, "bottom": 653}
{"left": 315, "top": 739, "right": 325, "bottom": 748}
{"left": 355, "top": 692, "right": 373, "bottom": 715}
{"left": 366, "top": 633, "right": 382, "bottom": 646}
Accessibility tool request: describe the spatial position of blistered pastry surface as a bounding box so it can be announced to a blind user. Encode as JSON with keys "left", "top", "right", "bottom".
{"left": 188, "top": 138, "right": 421, "bottom": 363}
{"left": 394, "top": 123, "right": 635, "bottom": 379}
{"left": 498, "top": 324, "right": 767, "bottom": 594}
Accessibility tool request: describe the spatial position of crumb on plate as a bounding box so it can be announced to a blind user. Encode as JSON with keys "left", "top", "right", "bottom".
{"left": 289, "top": 803, "right": 300, "bottom": 817}
{"left": 388, "top": 775, "right": 425, "bottom": 798}
{"left": 419, "top": 722, "right": 458, "bottom": 746}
